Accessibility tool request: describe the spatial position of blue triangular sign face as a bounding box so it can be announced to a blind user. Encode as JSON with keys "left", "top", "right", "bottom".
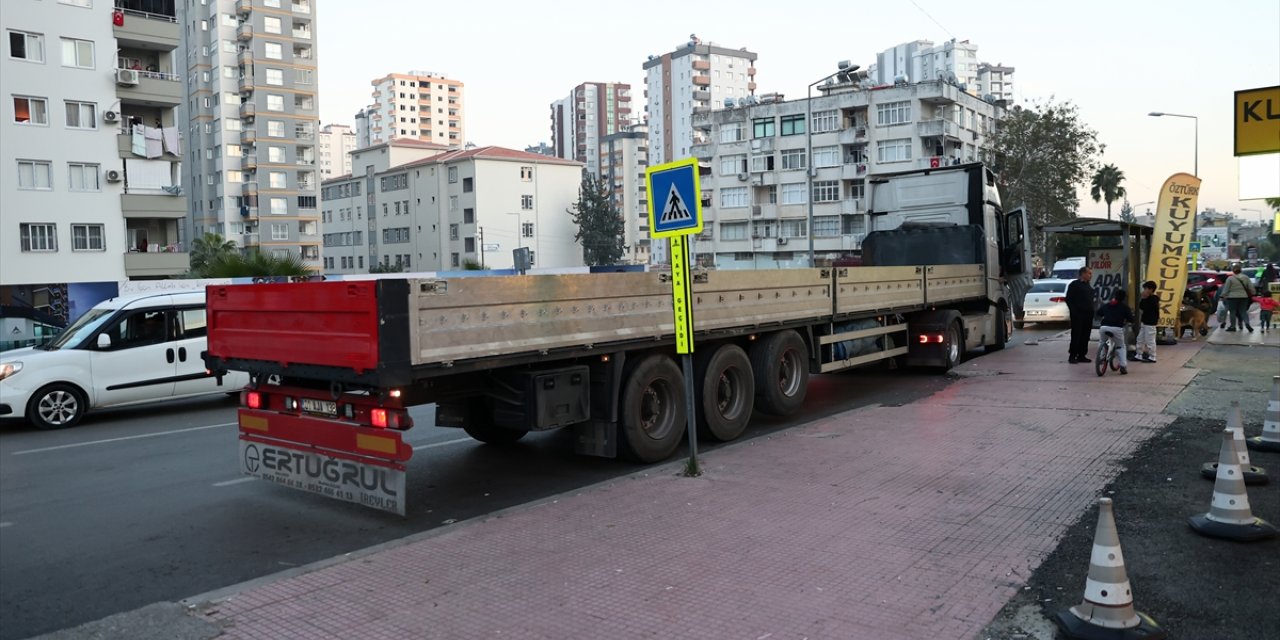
{"left": 660, "top": 183, "right": 693, "bottom": 224}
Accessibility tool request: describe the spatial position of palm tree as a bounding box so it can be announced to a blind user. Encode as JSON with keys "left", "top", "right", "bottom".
{"left": 189, "top": 232, "right": 238, "bottom": 275}
{"left": 200, "top": 249, "right": 310, "bottom": 278}
{"left": 1266, "top": 197, "right": 1280, "bottom": 212}
{"left": 1090, "top": 164, "right": 1127, "bottom": 221}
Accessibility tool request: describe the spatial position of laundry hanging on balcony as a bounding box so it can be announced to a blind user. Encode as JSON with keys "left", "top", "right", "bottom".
{"left": 143, "top": 126, "right": 163, "bottom": 158}
{"left": 161, "top": 126, "right": 181, "bottom": 156}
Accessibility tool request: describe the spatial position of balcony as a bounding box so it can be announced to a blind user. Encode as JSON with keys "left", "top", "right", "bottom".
{"left": 291, "top": 0, "right": 311, "bottom": 13}
{"left": 692, "top": 59, "right": 710, "bottom": 71}
{"left": 840, "top": 163, "right": 868, "bottom": 180}
{"left": 237, "top": 23, "right": 253, "bottom": 41}
{"left": 238, "top": 49, "right": 252, "bottom": 67}
{"left": 292, "top": 27, "right": 312, "bottom": 39}
{"left": 693, "top": 90, "right": 710, "bottom": 101}
{"left": 242, "top": 181, "right": 259, "bottom": 197}
{"left": 839, "top": 199, "right": 864, "bottom": 215}
{"left": 116, "top": 130, "right": 181, "bottom": 160}
{"left": 116, "top": 69, "right": 182, "bottom": 107}
{"left": 747, "top": 66, "right": 756, "bottom": 77}
{"left": 240, "top": 129, "right": 256, "bottom": 145}
{"left": 243, "top": 154, "right": 257, "bottom": 170}
{"left": 124, "top": 250, "right": 189, "bottom": 278}
{"left": 917, "top": 119, "right": 960, "bottom": 140}
{"left": 838, "top": 127, "right": 868, "bottom": 145}
{"left": 236, "top": 0, "right": 252, "bottom": 14}
{"left": 121, "top": 193, "right": 185, "bottom": 218}
{"left": 113, "top": 8, "right": 179, "bottom": 50}
{"left": 692, "top": 74, "right": 711, "bottom": 87}
{"left": 240, "top": 102, "right": 255, "bottom": 120}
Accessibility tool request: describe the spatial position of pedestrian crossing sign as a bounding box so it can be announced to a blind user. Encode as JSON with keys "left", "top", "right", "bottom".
{"left": 646, "top": 157, "right": 703, "bottom": 238}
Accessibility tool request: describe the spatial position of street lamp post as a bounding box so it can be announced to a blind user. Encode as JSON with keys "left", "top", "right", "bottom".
{"left": 1148, "top": 111, "right": 1199, "bottom": 239}
{"left": 806, "top": 61, "right": 859, "bottom": 267}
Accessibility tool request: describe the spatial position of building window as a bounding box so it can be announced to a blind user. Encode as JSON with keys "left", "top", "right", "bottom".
{"left": 451, "top": 253, "right": 459, "bottom": 267}
{"left": 266, "top": 94, "right": 284, "bottom": 111}
{"left": 8, "top": 30, "right": 45, "bottom": 63}
{"left": 464, "top": 237, "right": 475, "bottom": 253}
{"left": 462, "top": 177, "right": 473, "bottom": 192}
{"left": 17, "top": 159, "right": 52, "bottom": 190}
{"left": 265, "top": 68, "right": 283, "bottom": 86}
{"left": 449, "top": 223, "right": 458, "bottom": 240}
{"left": 447, "top": 166, "right": 457, "bottom": 183}
{"left": 20, "top": 223, "right": 57, "bottom": 251}
{"left": 813, "top": 215, "right": 840, "bottom": 237}
{"left": 719, "top": 122, "right": 744, "bottom": 143}
{"left": 448, "top": 195, "right": 458, "bottom": 211}
{"left": 463, "top": 208, "right": 474, "bottom": 224}
{"left": 68, "top": 162, "right": 99, "bottom": 191}
{"left": 13, "top": 96, "right": 48, "bottom": 125}
{"left": 60, "top": 37, "right": 93, "bottom": 69}
{"left": 720, "top": 155, "right": 747, "bottom": 176}
{"left": 811, "top": 110, "right": 839, "bottom": 133}
{"left": 720, "top": 221, "right": 748, "bottom": 240}
{"left": 267, "top": 120, "right": 285, "bottom": 137}
{"left": 780, "top": 114, "right": 805, "bottom": 136}
{"left": 876, "top": 138, "right": 912, "bottom": 163}
{"left": 521, "top": 195, "right": 533, "bottom": 210}
{"left": 522, "top": 222, "right": 534, "bottom": 238}
{"left": 719, "top": 186, "right": 749, "bottom": 208}
{"left": 269, "top": 171, "right": 286, "bottom": 188}
{"left": 520, "top": 166, "right": 533, "bottom": 181}
{"left": 295, "top": 69, "right": 313, "bottom": 85}
{"left": 71, "top": 223, "right": 104, "bottom": 250}
{"left": 812, "top": 146, "right": 840, "bottom": 168}
{"left": 271, "top": 223, "right": 289, "bottom": 240}
{"left": 781, "top": 219, "right": 807, "bottom": 238}
{"left": 876, "top": 101, "right": 912, "bottom": 126}
{"left": 752, "top": 117, "right": 775, "bottom": 138}
{"left": 751, "top": 154, "right": 775, "bottom": 172}
{"left": 64, "top": 100, "right": 96, "bottom": 129}
{"left": 224, "top": 118, "right": 242, "bottom": 131}
{"left": 268, "top": 146, "right": 285, "bottom": 162}
{"left": 270, "top": 197, "right": 288, "bottom": 214}
{"left": 264, "top": 42, "right": 282, "bottom": 60}
{"left": 780, "top": 149, "right": 806, "bottom": 171}
{"left": 263, "top": 16, "right": 282, "bottom": 34}
{"left": 812, "top": 180, "right": 839, "bottom": 202}
{"left": 780, "top": 182, "right": 807, "bottom": 205}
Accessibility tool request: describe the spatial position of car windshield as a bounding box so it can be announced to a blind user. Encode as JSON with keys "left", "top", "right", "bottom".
{"left": 40, "top": 308, "right": 116, "bottom": 350}
{"left": 1029, "top": 282, "right": 1067, "bottom": 293}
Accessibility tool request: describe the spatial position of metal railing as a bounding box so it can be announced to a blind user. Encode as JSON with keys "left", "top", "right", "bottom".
{"left": 114, "top": 4, "right": 178, "bottom": 23}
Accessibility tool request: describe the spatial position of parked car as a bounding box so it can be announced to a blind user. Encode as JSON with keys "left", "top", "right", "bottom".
{"left": 0, "top": 290, "right": 249, "bottom": 429}
{"left": 1184, "top": 270, "right": 1234, "bottom": 300}
{"left": 1021, "top": 279, "right": 1073, "bottom": 324}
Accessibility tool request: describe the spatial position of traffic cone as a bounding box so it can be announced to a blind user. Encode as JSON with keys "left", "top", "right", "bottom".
{"left": 1054, "top": 498, "right": 1165, "bottom": 640}
{"left": 1246, "top": 375, "right": 1280, "bottom": 453}
{"left": 1200, "top": 401, "right": 1268, "bottom": 484}
{"left": 1188, "top": 430, "right": 1278, "bottom": 542}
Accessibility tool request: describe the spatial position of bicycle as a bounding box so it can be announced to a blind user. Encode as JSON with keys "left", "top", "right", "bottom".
{"left": 1095, "top": 327, "right": 1123, "bottom": 377}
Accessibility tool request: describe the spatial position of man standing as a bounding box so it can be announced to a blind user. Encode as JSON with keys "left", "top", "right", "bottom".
{"left": 1066, "top": 266, "right": 1095, "bottom": 363}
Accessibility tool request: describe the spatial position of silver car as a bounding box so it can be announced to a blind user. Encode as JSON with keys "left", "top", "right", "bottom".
{"left": 1022, "top": 279, "right": 1073, "bottom": 324}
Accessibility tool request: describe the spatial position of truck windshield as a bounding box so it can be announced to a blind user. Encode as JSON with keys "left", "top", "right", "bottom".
{"left": 40, "top": 308, "right": 116, "bottom": 350}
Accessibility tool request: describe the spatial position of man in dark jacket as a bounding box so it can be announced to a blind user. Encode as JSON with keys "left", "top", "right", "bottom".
{"left": 1065, "top": 266, "right": 1095, "bottom": 363}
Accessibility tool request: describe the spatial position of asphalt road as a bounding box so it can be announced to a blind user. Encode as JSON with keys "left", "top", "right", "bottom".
{"left": 0, "top": 327, "right": 1060, "bottom": 640}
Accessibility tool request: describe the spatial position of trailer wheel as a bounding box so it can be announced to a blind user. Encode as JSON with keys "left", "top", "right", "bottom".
{"left": 986, "top": 305, "right": 1011, "bottom": 353}
{"left": 750, "top": 330, "right": 809, "bottom": 416}
{"left": 942, "top": 322, "right": 963, "bottom": 372}
{"left": 694, "top": 344, "right": 755, "bottom": 442}
{"left": 462, "top": 400, "right": 528, "bottom": 445}
{"left": 619, "top": 354, "right": 686, "bottom": 463}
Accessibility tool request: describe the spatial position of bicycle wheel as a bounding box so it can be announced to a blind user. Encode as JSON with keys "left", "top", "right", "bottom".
{"left": 1109, "top": 348, "right": 1121, "bottom": 371}
{"left": 1095, "top": 340, "right": 1108, "bottom": 377}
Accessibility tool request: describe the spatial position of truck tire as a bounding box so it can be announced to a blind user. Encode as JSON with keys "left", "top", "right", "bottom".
{"left": 27, "top": 383, "right": 87, "bottom": 430}
{"left": 619, "top": 354, "right": 686, "bottom": 463}
{"left": 942, "top": 322, "right": 963, "bottom": 372}
{"left": 986, "top": 306, "right": 1011, "bottom": 353}
{"left": 750, "top": 330, "right": 809, "bottom": 416}
{"left": 694, "top": 344, "right": 754, "bottom": 442}
{"left": 462, "top": 400, "right": 527, "bottom": 445}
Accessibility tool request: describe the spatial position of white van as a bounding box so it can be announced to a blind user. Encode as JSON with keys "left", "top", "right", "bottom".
{"left": 0, "top": 290, "right": 249, "bottom": 429}
{"left": 1050, "top": 256, "right": 1087, "bottom": 280}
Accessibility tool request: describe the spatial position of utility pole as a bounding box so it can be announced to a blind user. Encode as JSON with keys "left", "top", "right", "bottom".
{"left": 478, "top": 226, "right": 485, "bottom": 269}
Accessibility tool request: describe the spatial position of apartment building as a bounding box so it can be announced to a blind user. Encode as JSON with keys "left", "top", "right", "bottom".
{"left": 2, "top": 0, "right": 188, "bottom": 288}
{"left": 600, "top": 124, "right": 650, "bottom": 265}
{"left": 317, "top": 122, "right": 355, "bottom": 180}
{"left": 690, "top": 76, "right": 1005, "bottom": 270}
{"left": 320, "top": 144, "right": 583, "bottom": 273}
{"left": 354, "top": 71, "right": 464, "bottom": 149}
{"left": 976, "top": 63, "right": 1015, "bottom": 103}
{"left": 872, "top": 39, "right": 1015, "bottom": 103}
{"left": 550, "top": 82, "right": 632, "bottom": 176}
{"left": 642, "top": 35, "right": 756, "bottom": 166}
{"left": 181, "top": 0, "right": 321, "bottom": 269}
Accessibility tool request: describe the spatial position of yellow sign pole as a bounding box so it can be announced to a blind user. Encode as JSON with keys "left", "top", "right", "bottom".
{"left": 669, "top": 235, "right": 695, "bottom": 355}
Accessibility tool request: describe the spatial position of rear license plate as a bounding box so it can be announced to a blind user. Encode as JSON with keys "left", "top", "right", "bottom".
{"left": 1027, "top": 310, "right": 1047, "bottom": 316}
{"left": 300, "top": 398, "right": 337, "bottom": 416}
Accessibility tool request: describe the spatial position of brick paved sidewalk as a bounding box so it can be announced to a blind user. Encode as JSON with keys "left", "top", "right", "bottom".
{"left": 104, "top": 333, "right": 1194, "bottom": 640}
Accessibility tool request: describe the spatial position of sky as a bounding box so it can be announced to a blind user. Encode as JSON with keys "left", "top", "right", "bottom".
{"left": 316, "top": 0, "right": 1280, "bottom": 222}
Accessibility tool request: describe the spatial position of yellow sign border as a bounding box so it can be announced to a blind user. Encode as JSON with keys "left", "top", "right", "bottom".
{"left": 645, "top": 157, "right": 703, "bottom": 239}
{"left": 1234, "top": 85, "right": 1280, "bottom": 156}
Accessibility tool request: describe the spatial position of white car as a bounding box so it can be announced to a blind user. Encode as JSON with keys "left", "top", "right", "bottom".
{"left": 0, "top": 290, "right": 248, "bottom": 429}
{"left": 1022, "top": 279, "right": 1073, "bottom": 324}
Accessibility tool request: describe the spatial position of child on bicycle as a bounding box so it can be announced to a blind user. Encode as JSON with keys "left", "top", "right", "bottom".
{"left": 1096, "top": 289, "right": 1136, "bottom": 374}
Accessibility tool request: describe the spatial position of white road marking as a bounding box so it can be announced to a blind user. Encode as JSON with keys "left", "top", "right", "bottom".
{"left": 413, "top": 437, "right": 472, "bottom": 451}
{"left": 0, "top": 522, "right": 12, "bottom": 528}
{"left": 12, "top": 422, "right": 237, "bottom": 456}
{"left": 212, "top": 477, "right": 256, "bottom": 487}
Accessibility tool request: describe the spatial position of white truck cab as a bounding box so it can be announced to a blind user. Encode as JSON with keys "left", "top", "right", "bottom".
{"left": 0, "top": 290, "right": 249, "bottom": 429}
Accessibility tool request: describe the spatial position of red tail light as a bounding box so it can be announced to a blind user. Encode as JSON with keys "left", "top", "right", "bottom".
{"left": 1050, "top": 296, "right": 1066, "bottom": 303}
{"left": 371, "top": 408, "right": 389, "bottom": 428}
{"left": 245, "top": 391, "right": 263, "bottom": 409}
{"left": 918, "top": 334, "right": 929, "bottom": 344}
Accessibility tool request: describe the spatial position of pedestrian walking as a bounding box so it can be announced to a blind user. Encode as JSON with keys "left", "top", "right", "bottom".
{"left": 1254, "top": 293, "right": 1276, "bottom": 332}
{"left": 1137, "top": 280, "right": 1160, "bottom": 362}
{"left": 1260, "top": 263, "right": 1278, "bottom": 292}
{"left": 1066, "top": 266, "right": 1095, "bottom": 363}
{"left": 1221, "top": 264, "right": 1256, "bottom": 333}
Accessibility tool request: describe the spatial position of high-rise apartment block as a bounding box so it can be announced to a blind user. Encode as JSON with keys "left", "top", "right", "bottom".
{"left": 2, "top": 0, "right": 187, "bottom": 287}
{"left": 550, "top": 82, "right": 633, "bottom": 176}
{"left": 642, "top": 35, "right": 757, "bottom": 166}
{"left": 600, "top": 124, "right": 650, "bottom": 264}
{"left": 871, "top": 39, "right": 1014, "bottom": 103}
{"left": 354, "top": 71, "right": 464, "bottom": 149}
{"left": 318, "top": 123, "right": 355, "bottom": 180}
{"left": 976, "top": 63, "right": 1015, "bottom": 104}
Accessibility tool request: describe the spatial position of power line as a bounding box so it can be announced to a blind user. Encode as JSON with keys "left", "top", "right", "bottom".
{"left": 909, "top": 0, "right": 956, "bottom": 40}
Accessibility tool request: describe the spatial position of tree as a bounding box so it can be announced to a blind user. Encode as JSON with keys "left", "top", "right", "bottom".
{"left": 1117, "top": 200, "right": 1136, "bottom": 224}
{"left": 1265, "top": 197, "right": 1280, "bottom": 212}
{"left": 567, "top": 172, "right": 625, "bottom": 266}
{"left": 987, "top": 99, "right": 1103, "bottom": 255}
{"left": 1090, "top": 164, "right": 1127, "bottom": 220}
{"left": 189, "top": 232, "right": 238, "bottom": 275}
{"left": 369, "top": 262, "right": 403, "bottom": 274}
{"left": 199, "top": 249, "right": 311, "bottom": 278}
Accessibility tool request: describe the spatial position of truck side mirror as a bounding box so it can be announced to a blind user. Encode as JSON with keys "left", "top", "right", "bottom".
{"left": 97, "top": 333, "right": 112, "bottom": 349}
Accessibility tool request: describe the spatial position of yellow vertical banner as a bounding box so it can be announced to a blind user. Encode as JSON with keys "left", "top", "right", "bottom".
{"left": 669, "top": 235, "right": 695, "bottom": 354}
{"left": 1144, "top": 173, "right": 1201, "bottom": 330}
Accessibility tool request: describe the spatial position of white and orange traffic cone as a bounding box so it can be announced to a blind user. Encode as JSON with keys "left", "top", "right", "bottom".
{"left": 1054, "top": 498, "right": 1165, "bottom": 640}
{"left": 1189, "top": 429, "right": 1278, "bottom": 542}
{"left": 1201, "top": 401, "right": 1268, "bottom": 484}
{"left": 1246, "top": 375, "right": 1280, "bottom": 453}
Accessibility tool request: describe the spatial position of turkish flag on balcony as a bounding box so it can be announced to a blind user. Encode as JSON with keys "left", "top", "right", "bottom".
{"left": 112, "top": 10, "right": 124, "bottom": 26}
{"left": 929, "top": 156, "right": 941, "bottom": 168}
